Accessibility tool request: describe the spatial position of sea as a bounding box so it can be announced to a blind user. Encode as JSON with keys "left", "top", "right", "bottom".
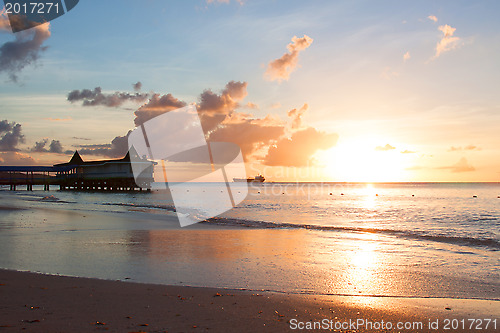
{"left": 0, "top": 182, "right": 499, "bottom": 301}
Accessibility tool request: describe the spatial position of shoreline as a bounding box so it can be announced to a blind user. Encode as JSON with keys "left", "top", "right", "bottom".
{"left": 1, "top": 269, "right": 498, "bottom": 332}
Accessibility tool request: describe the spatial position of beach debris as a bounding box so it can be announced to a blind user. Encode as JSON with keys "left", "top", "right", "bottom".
{"left": 95, "top": 321, "right": 106, "bottom": 325}
{"left": 192, "top": 325, "right": 198, "bottom": 328}
{"left": 341, "top": 193, "right": 344, "bottom": 196}
{"left": 23, "top": 319, "right": 41, "bottom": 323}
{"left": 275, "top": 310, "right": 284, "bottom": 317}
{"left": 445, "top": 307, "right": 452, "bottom": 310}
{"left": 329, "top": 193, "right": 332, "bottom": 195}
{"left": 213, "top": 293, "right": 222, "bottom": 297}
{"left": 472, "top": 195, "right": 477, "bottom": 198}
{"left": 139, "top": 324, "right": 149, "bottom": 327}
{"left": 125, "top": 316, "right": 132, "bottom": 319}
{"left": 40, "top": 195, "right": 59, "bottom": 201}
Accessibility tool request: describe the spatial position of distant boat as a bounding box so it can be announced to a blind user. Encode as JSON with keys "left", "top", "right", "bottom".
{"left": 233, "top": 175, "right": 265, "bottom": 183}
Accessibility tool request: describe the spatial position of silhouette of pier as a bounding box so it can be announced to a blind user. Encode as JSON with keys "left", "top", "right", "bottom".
{"left": 0, "top": 150, "right": 153, "bottom": 192}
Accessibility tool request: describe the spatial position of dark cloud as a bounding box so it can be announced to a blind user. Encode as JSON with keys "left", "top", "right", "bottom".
{"left": 263, "top": 127, "right": 338, "bottom": 167}
{"left": 134, "top": 93, "right": 186, "bottom": 126}
{"left": 197, "top": 81, "right": 248, "bottom": 133}
{"left": 0, "top": 16, "right": 51, "bottom": 82}
{"left": 133, "top": 81, "right": 142, "bottom": 91}
{"left": 78, "top": 132, "right": 131, "bottom": 158}
{"left": 0, "top": 120, "right": 25, "bottom": 151}
{"left": 31, "top": 138, "right": 69, "bottom": 154}
{"left": 67, "top": 86, "right": 149, "bottom": 107}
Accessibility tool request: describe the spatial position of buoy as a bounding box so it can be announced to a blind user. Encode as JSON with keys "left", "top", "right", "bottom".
{"left": 375, "top": 194, "right": 379, "bottom": 196}
{"left": 329, "top": 193, "right": 332, "bottom": 195}
{"left": 340, "top": 193, "right": 344, "bottom": 196}
{"left": 473, "top": 195, "right": 477, "bottom": 198}
{"left": 412, "top": 194, "right": 415, "bottom": 197}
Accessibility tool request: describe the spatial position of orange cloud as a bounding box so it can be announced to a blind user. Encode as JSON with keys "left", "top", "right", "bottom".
{"left": 375, "top": 144, "right": 395, "bottom": 151}
{"left": 433, "top": 24, "right": 461, "bottom": 59}
{"left": 265, "top": 35, "right": 313, "bottom": 82}
{"left": 448, "top": 145, "right": 481, "bottom": 152}
{"left": 44, "top": 117, "right": 72, "bottom": 122}
{"left": 263, "top": 127, "right": 338, "bottom": 167}
{"left": 208, "top": 115, "right": 285, "bottom": 161}
{"left": 428, "top": 15, "right": 438, "bottom": 22}
{"left": 0, "top": 152, "right": 36, "bottom": 165}
{"left": 287, "top": 103, "right": 308, "bottom": 130}
{"left": 438, "top": 157, "right": 475, "bottom": 173}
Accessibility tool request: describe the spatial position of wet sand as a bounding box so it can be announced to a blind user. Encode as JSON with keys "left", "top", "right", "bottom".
{"left": 0, "top": 269, "right": 498, "bottom": 332}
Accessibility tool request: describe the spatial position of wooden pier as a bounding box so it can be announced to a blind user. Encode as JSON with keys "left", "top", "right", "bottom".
{"left": 0, "top": 150, "right": 153, "bottom": 192}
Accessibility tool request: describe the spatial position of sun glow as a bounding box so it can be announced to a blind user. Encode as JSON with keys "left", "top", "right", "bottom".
{"left": 317, "top": 138, "right": 411, "bottom": 182}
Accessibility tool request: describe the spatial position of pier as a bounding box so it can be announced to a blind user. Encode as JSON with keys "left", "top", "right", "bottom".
{"left": 0, "top": 150, "right": 153, "bottom": 192}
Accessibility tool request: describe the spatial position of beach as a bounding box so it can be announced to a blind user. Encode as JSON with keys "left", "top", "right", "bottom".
{"left": 1, "top": 269, "right": 498, "bottom": 332}
{"left": 0, "top": 185, "right": 499, "bottom": 332}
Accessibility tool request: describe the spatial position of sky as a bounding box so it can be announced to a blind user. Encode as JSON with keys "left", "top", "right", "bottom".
{"left": 0, "top": 0, "right": 499, "bottom": 182}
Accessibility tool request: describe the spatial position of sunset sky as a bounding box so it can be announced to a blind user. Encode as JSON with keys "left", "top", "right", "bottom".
{"left": 1, "top": 0, "right": 499, "bottom": 182}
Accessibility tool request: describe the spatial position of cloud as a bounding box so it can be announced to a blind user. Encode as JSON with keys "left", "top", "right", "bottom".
{"left": 448, "top": 145, "right": 481, "bottom": 152}
{"left": 0, "top": 152, "right": 36, "bottom": 165}
{"left": 31, "top": 138, "right": 68, "bottom": 154}
{"left": 433, "top": 24, "right": 461, "bottom": 59}
{"left": 0, "top": 120, "right": 25, "bottom": 151}
{"left": 401, "top": 150, "right": 416, "bottom": 154}
{"left": 72, "top": 136, "right": 91, "bottom": 141}
{"left": 438, "top": 157, "right": 475, "bottom": 173}
{"left": 77, "top": 132, "right": 131, "bottom": 159}
{"left": 244, "top": 102, "right": 259, "bottom": 110}
{"left": 403, "top": 51, "right": 410, "bottom": 62}
{"left": 207, "top": 114, "right": 286, "bottom": 160}
{"left": 428, "top": 15, "right": 438, "bottom": 22}
{"left": 69, "top": 81, "right": 338, "bottom": 166}
{"left": 287, "top": 103, "right": 308, "bottom": 130}
{"left": 67, "top": 86, "right": 149, "bottom": 108}
{"left": 381, "top": 66, "right": 399, "bottom": 80}
{"left": 133, "top": 81, "right": 142, "bottom": 91}
{"left": 134, "top": 93, "right": 186, "bottom": 126}
{"left": 375, "top": 144, "right": 395, "bottom": 151}
{"left": 197, "top": 80, "right": 248, "bottom": 133}
{"left": 264, "top": 35, "right": 313, "bottom": 82}
{"left": 0, "top": 16, "right": 51, "bottom": 82}
{"left": 44, "top": 117, "right": 72, "bottom": 122}
{"left": 263, "top": 127, "right": 338, "bottom": 167}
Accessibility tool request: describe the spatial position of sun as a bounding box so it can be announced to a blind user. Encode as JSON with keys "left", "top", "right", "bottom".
{"left": 316, "top": 137, "right": 410, "bottom": 182}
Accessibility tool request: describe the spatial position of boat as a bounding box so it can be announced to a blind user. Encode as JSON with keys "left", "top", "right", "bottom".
{"left": 233, "top": 175, "right": 265, "bottom": 183}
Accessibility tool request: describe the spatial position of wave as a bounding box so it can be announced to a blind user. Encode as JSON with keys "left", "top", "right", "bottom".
{"left": 97, "top": 202, "right": 500, "bottom": 251}
{"left": 203, "top": 217, "right": 500, "bottom": 251}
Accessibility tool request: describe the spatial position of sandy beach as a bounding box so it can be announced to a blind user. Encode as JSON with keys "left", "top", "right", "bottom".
{"left": 0, "top": 269, "right": 498, "bottom": 332}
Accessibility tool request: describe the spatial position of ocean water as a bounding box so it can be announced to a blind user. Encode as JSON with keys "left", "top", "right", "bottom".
{"left": 0, "top": 182, "right": 499, "bottom": 300}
